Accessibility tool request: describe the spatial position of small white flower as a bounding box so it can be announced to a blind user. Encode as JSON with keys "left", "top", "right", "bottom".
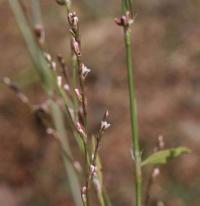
{"left": 152, "top": 167, "right": 160, "bottom": 178}
{"left": 57, "top": 76, "right": 62, "bottom": 87}
{"left": 81, "top": 64, "right": 91, "bottom": 79}
{"left": 64, "top": 84, "right": 70, "bottom": 91}
{"left": 101, "top": 120, "right": 111, "bottom": 130}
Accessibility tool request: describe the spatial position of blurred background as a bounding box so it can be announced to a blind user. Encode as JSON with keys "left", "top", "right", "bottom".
{"left": 0, "top": 0, "right": 200, "bottom": 205}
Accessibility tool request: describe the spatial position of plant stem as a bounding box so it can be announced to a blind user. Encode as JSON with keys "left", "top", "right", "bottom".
{"left": 121, "top": 1, "right": 142, "bottom": 206}
{"left": 50, "top": 101, "right": 83, "bottom": 206}
{"left": 31, "top": 0, "right": 42, "bottom": 26}
{"left": 9, "top": 1, "right": 82, "bottom": 205}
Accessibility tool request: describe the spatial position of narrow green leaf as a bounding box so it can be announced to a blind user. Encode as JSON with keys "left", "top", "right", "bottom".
{"left": 141, "top": 147, "right": 191, "bottom": 167}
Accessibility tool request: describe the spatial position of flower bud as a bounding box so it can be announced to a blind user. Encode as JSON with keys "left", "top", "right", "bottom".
{"left": 152, "top": 167, "right": 160, "bottom": 178}
{"left": 75, "top": 88, "right": 82, "bottom": 102}
{"left": 68, "top": 12, "right": 79, "bottom": 31}
{"left": 72, "top": 37, "right": 81, "bottom": 56}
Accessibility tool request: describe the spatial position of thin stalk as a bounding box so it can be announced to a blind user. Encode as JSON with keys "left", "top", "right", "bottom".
{"left": 31, "top": 0, "right": 42, "bottom": 26}
{"left": 124, "top": 27, "right": 142, "bottom": 206}
{"left": 92, "top": 138, "right": 106, "bottom": 206}
{"left": 121, "top": 1, "right": 142, "bottom": 206}
{"left": 9, "top": 1, "right": 82, "bottom": 205}
{"left": 72, "top": 54, "right": 78, "bottom": 118}
{"left": 50, "top": 101, "right": 83, "bottom": 206}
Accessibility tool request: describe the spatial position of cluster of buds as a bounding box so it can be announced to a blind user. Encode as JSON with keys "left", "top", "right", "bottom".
{"left": 115, "top": 11, "right": 134, "bottom": 28}
{"left": 67, "top": 12, "right": 81, "bottom": 57}
{"left": 71, "top": 37, "right": 81, "bottom": 56}
{"left": 100, "top": 110, "right": 111, "bottom": 131}
{"left": 68, "top": 12, "right": 79, "bottom": 32}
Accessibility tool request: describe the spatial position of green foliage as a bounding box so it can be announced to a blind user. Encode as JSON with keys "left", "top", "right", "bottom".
{"left": 142, "top": 147, "right": 191, "bottom": 167}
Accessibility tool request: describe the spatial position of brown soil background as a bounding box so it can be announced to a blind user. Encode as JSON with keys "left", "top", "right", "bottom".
{"left": 0, "top": 0, "right": 200, "bottom": 206}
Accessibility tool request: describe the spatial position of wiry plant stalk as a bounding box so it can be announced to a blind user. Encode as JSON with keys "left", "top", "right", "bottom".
{"left": 63, "top": 3, "right": 111, "bottom": 206}
{"left": 116, "top": 1, "right": 142, "bottom": 205}
{"left": 9, "top": 1, "right": 82, "bottom": 206}
{"left": 125, "top": 27, "right": 142, "bottom": 206}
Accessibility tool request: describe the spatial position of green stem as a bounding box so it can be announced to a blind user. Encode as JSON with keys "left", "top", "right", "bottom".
{"left": 31, "top": 0, "right": 42, "bottom": 26}
{"left": 50, "top": 100, "right": 83, "bottom": 206}
{"left": 72, "top": 54, "right": 78, "bottom": 117}
{"left": 9, "top": 1, "right": 82, "bottom": 205}
{"left": 121, "top": 1, "right": 142, "bottom": 206}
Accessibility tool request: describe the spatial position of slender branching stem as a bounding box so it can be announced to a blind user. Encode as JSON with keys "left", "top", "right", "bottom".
{"left": 120, "top": 1, "right": 142, "bottom": 206}
{"left": 124, "top": 28, "right": 142, "bottom": 206}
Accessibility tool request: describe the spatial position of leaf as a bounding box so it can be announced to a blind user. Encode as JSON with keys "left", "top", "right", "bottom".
{"left": 141, "top": 147, "right": 191, "bottom": 167}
